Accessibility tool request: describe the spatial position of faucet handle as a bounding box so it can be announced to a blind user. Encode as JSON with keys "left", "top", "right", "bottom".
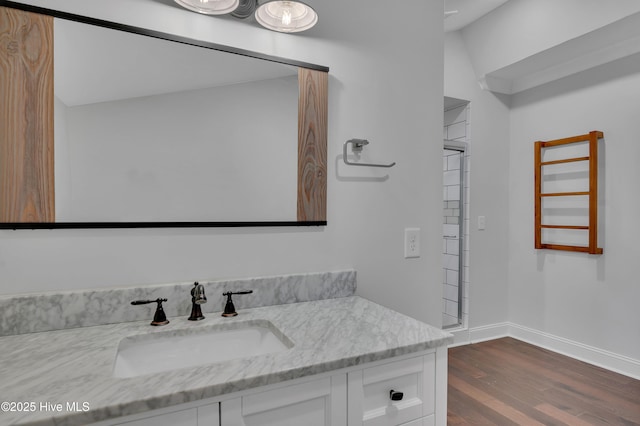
{"left": 221, "top": 290, "right": 253, "bottom": 317}
{"left": 131, "top": 298, "right": 170, "bottom": 326}
{"left": 223, "top": 290, "right": 253, "bottom": 296}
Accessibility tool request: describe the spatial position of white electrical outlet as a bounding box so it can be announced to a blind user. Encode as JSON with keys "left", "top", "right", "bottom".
{"left": 404, "top": 228, "right": 421, "bottom": 258}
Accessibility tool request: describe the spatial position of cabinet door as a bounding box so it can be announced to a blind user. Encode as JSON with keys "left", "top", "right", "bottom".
{"left": 112, "top": 408, "right": 197, "bottom": 426}
{"left": 198, "top": 403, "right": 221, "bottom": 426}
{"left": 398, "top": 415, "right": 434, "bottom": 426}
{"left": 105, "top": 402, "right": 219, "bottom": 426}
{"left": 221, "top": 375, "right": 347, "bottom": 426}
{"left": 347, "top": 354, "right": 435, "bottom": 426}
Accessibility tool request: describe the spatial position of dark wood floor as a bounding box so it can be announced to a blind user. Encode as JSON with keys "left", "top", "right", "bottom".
{"left": 448, "top": 337, "right": 640, "bottom": 425}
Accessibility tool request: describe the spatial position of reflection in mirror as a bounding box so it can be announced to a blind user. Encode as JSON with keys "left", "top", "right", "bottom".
{"left": 0, "top": 3, "right": 327, "bottom": 228}
{"left": 53, "top": 19, "right": 298, "bottom": 222}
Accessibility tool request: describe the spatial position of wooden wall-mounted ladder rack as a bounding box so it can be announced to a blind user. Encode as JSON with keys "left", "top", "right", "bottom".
{"left": 534, "top": 131, "right": 603, "bottom": 254}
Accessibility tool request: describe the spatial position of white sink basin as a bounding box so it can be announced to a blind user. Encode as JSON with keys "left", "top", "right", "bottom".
{"left": 113, "top": 321, "right": 292, "bottom": 378}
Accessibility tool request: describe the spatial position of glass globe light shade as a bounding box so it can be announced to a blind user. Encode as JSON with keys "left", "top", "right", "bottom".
{"left": 174, "top": 0, "right": 240, "bottom": 15}
{"left": 255, "top": 0, "right": 318, "bottom": 33}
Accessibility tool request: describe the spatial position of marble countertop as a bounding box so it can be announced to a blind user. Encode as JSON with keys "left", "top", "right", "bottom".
{"left": 0, "top": 296, "right": 452, "bottom": 425}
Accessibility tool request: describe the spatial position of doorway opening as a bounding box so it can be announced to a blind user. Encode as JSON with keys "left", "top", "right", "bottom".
{"left": 443, "top": 97, "right": 469, "bottom": 330}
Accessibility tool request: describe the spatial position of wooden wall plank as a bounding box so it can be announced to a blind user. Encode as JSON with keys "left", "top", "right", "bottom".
{"left": 0, "top": 6, "right": 54, "bottom": 222}
{"left": 588, "top": 131, "right": 599, "bottom": 254}
{"left": 297, "top": 68, "right": 327, "bottom": 222}
{"left": 534, "top": 141, "right": 542, "bottom": 249}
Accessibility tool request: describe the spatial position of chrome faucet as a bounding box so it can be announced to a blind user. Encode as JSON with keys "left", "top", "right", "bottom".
{"left": 188, "top": 282, "right": 207, "bottom": 321}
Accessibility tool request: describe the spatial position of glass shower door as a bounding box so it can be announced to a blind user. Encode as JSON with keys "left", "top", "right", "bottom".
{"left": 443, "top": 148, "right": 464, "bottom": 329}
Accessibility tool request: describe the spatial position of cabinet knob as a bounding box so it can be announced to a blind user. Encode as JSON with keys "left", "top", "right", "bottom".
{"left": 389, "top": 390, "right": 404, "bottom": 401}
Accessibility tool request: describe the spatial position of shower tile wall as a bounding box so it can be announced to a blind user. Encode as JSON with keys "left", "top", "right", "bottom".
{"left": 443, "top": 103, "right": 470, "bottom": 329}
{"left": 443, "top": 149, "right": 461, "bottom": 328}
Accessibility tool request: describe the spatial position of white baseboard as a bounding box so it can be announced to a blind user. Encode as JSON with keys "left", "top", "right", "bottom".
{"left": 447, "top": 322, "right": 510, "bottom": 348}
{"left": 447, "top": 328, "right": 470, "bottom": 348}
{"left": 447, "top": 322, "right": 640, "bottom": 380}
{"left": 508, "top": 323, "right": 640, "bottom": 380}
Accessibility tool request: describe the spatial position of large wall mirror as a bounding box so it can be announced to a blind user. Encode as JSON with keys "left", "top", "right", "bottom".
{"left": 0, "top": 2, "right": 328, "bottom": 228}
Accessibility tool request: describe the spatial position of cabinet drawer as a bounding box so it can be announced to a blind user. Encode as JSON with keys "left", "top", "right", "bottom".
{"left": 348, "top": 354, "right": 435, "bottom": 426}
{"left": 398, "top": 415, "right": 434, "bottom": 426}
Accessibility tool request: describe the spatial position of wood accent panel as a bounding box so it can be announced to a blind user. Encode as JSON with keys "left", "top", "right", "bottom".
{"left": 588, "top": 131, "right": 599, "bottom": 252}
{"left": 448, "top": 338, "right": 640, "bottom": 425}
{"left": 297, "top": 68, "right": 327, "bottom": 222}
{"left": 534, "top": 141, "right": 542, "bottom": 249}
{"left": 0, "top": 6, "right": 54, "bottom": 222}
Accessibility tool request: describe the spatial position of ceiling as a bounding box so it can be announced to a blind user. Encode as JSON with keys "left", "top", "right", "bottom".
{"left": 445, "top": 0, "right": 511, "bottom": 32}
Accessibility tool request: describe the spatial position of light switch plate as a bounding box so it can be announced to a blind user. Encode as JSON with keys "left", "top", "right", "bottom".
{"left": 404, "top": 228, "right": 421, "bottom": 258}
{"left": 478, "top": 216, "right": 486, "bottom": 230}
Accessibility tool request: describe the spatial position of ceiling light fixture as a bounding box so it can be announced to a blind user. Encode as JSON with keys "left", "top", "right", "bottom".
{"left": 231, "top": 0, "right": 257, "bottom": 19}
{"left": 174, "top": 0, "right": 240, "bottom": 15}
{"left": 255, "top": 0, "right": 318, "bottom": 33}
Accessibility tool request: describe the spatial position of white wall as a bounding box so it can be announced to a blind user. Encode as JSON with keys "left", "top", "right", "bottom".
{"left": 1, "top": 0, "right": 445, "bottom": 326}
{"left": 444, "top": 32, "right": 511, "bottom": 333}
{"left": 446, "top": 1, "right": 640, "bottom": 368}
{"left": 59, "top": 78, "right": 297, "bottom": 222}
{"left": 461, "top": 0, "right": 640, "bottom": 78}
{"left": 509, "top": 56, "right": 640, "bottom": 361}
{"left": 54, "top": 96, "right": 72, "bottom": 220}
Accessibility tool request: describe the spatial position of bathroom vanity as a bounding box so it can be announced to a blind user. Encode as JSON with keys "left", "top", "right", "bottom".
{"left": 0, "top": 272, "right": 452, "bottom": 426}
{"left": 0, "top": 1, "right": 452, "bottom": 424}
{"left": 100, "top": 346, "right": 443, "bottom": 426}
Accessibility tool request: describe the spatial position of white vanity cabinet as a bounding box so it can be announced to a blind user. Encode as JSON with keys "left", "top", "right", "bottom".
{"left": 103, "top": 375, "right": 346, "bottom": 426}
{"left": 109, "top": 402, "right": 219, "bottom": 426}
{"left": 347, "top": 354, "right": 435, "bottom": 426}
{"left": 91, "top": 348, "right": 447, "bottom": 426}
{"left": 217, "top": 349, "right": 445, "bottom": 426}
{"left": 112, "top": 408, "right": 197, "bottom": 426}
{"left": 221, "top": 374, "right": 347, "bottom": 426}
